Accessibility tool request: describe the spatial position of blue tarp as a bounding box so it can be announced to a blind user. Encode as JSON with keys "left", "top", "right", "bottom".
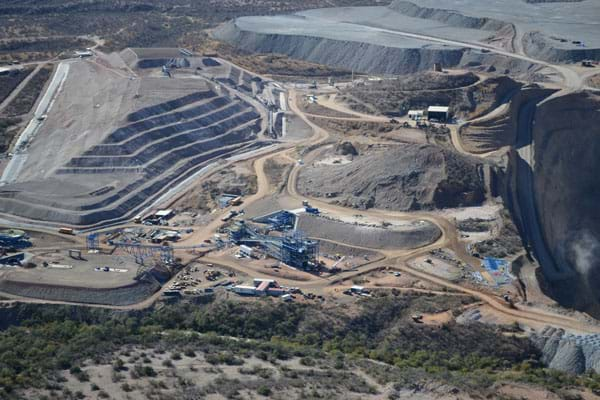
{"left": 483, "top": 257, "right": 508, "bottom": 271}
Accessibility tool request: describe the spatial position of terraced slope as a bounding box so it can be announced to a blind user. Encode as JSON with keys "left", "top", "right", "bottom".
{"left": 0, "top": 89, "right": 264, "bottom": 227}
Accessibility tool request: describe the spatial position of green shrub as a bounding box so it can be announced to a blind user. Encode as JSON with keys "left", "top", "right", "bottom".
{"left": 257, "top": 385, "right": 272, "bottom": 396}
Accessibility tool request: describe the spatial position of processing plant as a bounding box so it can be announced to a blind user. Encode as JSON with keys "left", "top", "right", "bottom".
{"left": 229, "top": 221, "right": 319, "bottom": 270}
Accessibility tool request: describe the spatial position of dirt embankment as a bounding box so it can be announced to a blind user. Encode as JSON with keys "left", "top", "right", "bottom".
{"left": 0, "top": 273, "right": 161, "bottom": 306}
{"left": 297, "top": 213, "right": 441, "bottom": 250}
{"left": 298, "top": 143, "right": 485, "bottom": 211}
{"left": 531, "top": 91, "right": 600, "bottom": 312}
{"left": 214, "top": 21, "right": 536, "bottom": 76}
{"left": 342, "top": 74, "right": 521, "bottom": 119}
{"left": 459, "top": 84, "right": 557, "bottom": 153}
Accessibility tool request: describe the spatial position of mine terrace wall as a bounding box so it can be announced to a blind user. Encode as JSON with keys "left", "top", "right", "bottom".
{"left": 214, "top": 20, "right": 537, "bottom": 76}
{"left": 530, "top": 90, "right": 600, "bottom": 313}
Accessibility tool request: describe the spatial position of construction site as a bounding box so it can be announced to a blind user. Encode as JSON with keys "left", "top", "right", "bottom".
{"left": 0, "top": 0, "right": 600, "bottom": 385}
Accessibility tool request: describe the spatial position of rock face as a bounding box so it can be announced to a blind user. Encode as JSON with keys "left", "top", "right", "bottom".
{"left": 334, "top": 141, "right": 358, "bottom": 156}
{"left": 531, "top": 91, "right": 600, "bottom": 310}
{"left": 531, "top": 327, "right": 600, "bottom": 374}
{"left": 298, "top": 144, "right": 485, "bottom": 211}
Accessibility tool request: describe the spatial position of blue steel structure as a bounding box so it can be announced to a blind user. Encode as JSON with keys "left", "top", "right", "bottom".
{"left": 230, "top": 221, "right": 319, "bottom": 270}
{"left": 87, "top": 231, "right": 209, "bottom": 265}
{"left": 86, "top": 233, "right": 100, "bottom": 250}
{"left": 113, "top": 242, "right": 174, "bottom": 265}
{"left": 252, "top": 210, "right": 296, "bottom": 231}
{"left": 0, "top": 229, "right": 31, "bottom": 249}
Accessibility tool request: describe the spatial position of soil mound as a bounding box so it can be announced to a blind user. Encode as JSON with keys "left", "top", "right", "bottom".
{"left": 298, "top": 144, "right": 485, "bottom": 211}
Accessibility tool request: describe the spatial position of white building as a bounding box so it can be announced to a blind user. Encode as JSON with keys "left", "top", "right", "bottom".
{"left": 427, "top": 106, "right": 450, "bottom": 122}
{"left": 408, "top": 110, "right": 424, "bottom": 121}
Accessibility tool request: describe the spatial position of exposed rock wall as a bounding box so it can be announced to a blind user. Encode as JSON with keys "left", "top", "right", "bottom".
{"left": 532, "top": 91, "right": 600, "bottom": 310}
{"left": 531, "top": 327, "right": 600, "bottom": 374}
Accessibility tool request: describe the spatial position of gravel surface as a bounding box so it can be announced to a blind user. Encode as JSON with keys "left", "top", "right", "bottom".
{"left": 297, "top": 213, "right": 441, "bottom": 250}
{"left": 0, "top": 274, "right": 160, "bottom": 306}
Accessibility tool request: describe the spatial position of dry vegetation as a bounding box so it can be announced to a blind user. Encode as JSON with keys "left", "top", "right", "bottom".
{"left": 193, "top": 38, "right": 352, "bottom": 79}
{"left": 3, "top": 65, "right": 53, "bottom": 117}
{"left": 0, "top": 117, "right": 22, "bottom": 154}
{"left": 308, "top": 117, "right": 398, "bottom": 136}
{"left": 174, "top": 167, "right": 257, "bottom": 213}
{"left": 0, "top": 67, "right": 33, "bottom": 103}
{"left": 471, "top": 210, "right": 525, "bottom": 258}
{"left": 0, "top": 1, "right": 383, "bottom": 54}
{"left": 0, "top": 65, "right": 53, "bottom": 154}
{"left": 341, "top": 73, "right": 522, "bottom": 118}
{"left": 0, "top": 37, "right": 95, "bottom": 64}
{"left": 4, "top": 294, "right": 598, "bottom": 400}
{"left": 264, "top": 157, "right": 294, "bottom": 191}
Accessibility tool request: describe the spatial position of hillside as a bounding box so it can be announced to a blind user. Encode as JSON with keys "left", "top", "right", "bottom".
{"left": 297, "top": 143, "right": 486, "bottom": 211}
{"left": 2, "top": 298, "right": 599, "bottom": 399}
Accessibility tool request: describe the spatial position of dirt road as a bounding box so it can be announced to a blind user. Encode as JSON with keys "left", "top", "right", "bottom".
{"left": 314, "top": 93, "right": 389, "bottom": 122}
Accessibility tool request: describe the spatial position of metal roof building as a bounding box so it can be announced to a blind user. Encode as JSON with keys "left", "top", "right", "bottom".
{"left": 427, "top": 106, "right": 450, "bottom": 122}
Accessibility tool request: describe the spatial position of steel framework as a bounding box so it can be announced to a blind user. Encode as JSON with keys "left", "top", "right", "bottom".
{"left": 230, "top": 221, "right": 319, "bottom": 269}
{"left": 86, "top": 233, "right": 100, "bottom": 250}
{"left": 113, "top": 242, "right": 174, "bottom": 265}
